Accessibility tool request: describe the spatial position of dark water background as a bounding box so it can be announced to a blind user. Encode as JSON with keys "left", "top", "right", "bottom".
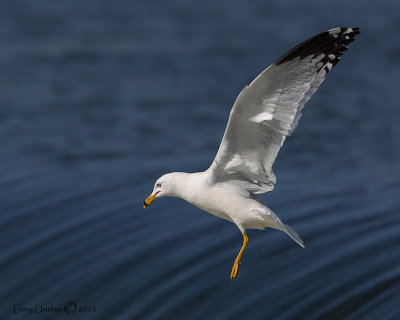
{"left": 1, "top": 1, "right": 399, "bottom": 319}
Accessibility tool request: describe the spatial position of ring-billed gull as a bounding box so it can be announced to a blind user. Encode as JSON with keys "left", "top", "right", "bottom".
{"left": 144, "top": 27, "right": 360, "bottom": 281}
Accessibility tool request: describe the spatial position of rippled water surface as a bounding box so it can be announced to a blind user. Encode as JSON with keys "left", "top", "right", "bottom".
{"left": 1, "top": 1, "right": 400, "bottom": 319}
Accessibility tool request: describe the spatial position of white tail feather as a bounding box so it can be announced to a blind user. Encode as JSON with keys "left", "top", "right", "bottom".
{"left": 284, "top": 224, "right": 305, "bottom": 248}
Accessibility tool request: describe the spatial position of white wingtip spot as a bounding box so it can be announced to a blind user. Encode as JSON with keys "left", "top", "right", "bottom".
{"left": 328, "top": 28, "right": 340, "bottom": 38}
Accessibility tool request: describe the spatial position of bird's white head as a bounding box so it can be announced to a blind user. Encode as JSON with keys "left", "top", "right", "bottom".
{"left": 143, "top": 172, "right": 185, "bottom": 208}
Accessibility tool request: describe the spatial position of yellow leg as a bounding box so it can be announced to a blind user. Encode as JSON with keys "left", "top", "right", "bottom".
{"left": 229, "top": 233, "right": 249, "bottom": 281}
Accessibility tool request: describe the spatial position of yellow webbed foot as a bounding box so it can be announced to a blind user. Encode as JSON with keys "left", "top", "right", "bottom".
{"left": 229, "top": 258, "right": 241, "bottom": 281}
{"left": 229, "top": 232, "right": 248, "bottom": 281}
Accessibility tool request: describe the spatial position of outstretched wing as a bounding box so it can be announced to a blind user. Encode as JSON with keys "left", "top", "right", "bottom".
{"left": 208, "top": 27, "right": 360, "bottom": 195}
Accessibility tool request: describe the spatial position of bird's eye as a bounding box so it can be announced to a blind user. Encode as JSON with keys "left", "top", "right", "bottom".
{"left": 157, "top": 183, "right": 161, "bottom": 188}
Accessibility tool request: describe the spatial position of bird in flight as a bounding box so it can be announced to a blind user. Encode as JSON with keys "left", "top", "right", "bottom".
{"left": 144, "top": 27, "right": 360, "bottom": 281}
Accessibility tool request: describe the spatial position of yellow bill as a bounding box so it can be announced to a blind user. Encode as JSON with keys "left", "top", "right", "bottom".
{"left": 143, "top": 193, "right": 157, "bottom": 209}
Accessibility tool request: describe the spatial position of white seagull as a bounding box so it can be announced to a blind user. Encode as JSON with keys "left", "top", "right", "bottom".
{"left": 144, "top": 27, "right": 360, "bottom": 281}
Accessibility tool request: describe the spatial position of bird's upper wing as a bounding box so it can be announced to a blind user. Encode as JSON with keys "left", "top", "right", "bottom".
{"left": 208, "top": 27, "right": 360, "bottom": 195}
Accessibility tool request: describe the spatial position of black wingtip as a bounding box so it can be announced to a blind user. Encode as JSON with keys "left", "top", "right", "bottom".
{"left": 275, "top": 27, "right": 360, "bottom": 67}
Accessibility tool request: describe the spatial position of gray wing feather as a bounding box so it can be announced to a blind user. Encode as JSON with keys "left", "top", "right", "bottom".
{"left": 208, "top": 27, "right": 360, "bottom": 195}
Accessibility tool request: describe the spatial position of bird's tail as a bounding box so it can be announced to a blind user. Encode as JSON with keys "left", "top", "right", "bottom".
{"left": 255, "top": 206, "right": 305, "bottom": 248}
{"left": 284, "top": 224, "right": 305, "bottom": 248}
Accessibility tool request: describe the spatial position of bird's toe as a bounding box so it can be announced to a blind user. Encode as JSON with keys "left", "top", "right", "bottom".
{"left": 229, "top": 259, "right": 241, "bottom": 281}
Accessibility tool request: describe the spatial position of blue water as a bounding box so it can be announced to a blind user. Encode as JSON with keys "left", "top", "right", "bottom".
{"left": 1, "top": 1, "right": 399, "bottom": 319}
